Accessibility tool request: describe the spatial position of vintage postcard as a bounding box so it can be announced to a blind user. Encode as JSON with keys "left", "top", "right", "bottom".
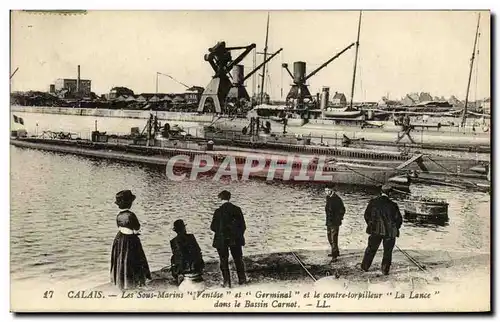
{"left": 10, "top": 10, "right": 491, "bottom": 312}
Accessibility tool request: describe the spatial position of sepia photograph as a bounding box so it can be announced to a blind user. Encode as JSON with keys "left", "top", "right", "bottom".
{"left": 9, "top": 9, "right": 491, "bottom": 312}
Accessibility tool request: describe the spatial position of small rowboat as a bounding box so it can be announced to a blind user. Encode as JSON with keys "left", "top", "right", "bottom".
{"left": 403, "top": 196, "right": 449, "bottom": 221}
{"left": 323, "top": 108, "right": 364, "bottom": 118}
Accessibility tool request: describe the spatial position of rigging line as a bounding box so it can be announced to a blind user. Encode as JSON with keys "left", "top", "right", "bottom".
{"left": 424, "top": 156, "right": 479, "bottom": 187}
{"left": 341, "top": 164, "right": 410, "bottom": 195}
{"left": 267, "top": 73, "right": 273, "bottom": 98}
{"left": 424, "top": 156, "right": 453, "bottom": 174}
{"left": 395, "top": 245, "right": 427, "bottom": 272}
{"left": 358, "top": 55, "right": 364, "bottom": 102}
{"left": 291, "top": 252, "right": 317, "bottom": 282}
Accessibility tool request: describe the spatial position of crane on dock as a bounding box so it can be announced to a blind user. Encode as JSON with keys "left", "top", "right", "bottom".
{"left": 198, "top": 40, "right": 282, "bottom": 115}
{"left": 281, "top": 43, "right": 355, "bottom": 112}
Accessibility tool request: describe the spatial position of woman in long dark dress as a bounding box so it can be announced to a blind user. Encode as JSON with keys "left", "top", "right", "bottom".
{"left": 110, "top": 190, "right": 151, "bottom": 290}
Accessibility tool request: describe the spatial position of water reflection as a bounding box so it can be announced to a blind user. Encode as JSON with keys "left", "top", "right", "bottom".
{"left": 403, "top": 215, "right": 450, "bottom": 228}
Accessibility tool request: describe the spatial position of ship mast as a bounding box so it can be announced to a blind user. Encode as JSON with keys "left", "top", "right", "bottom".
{"left": 349, "top": 11, "right": 362, "bottom": 109}
{"left": 461, "top": 13, "right": 481, "bottom": 127}
{"left": 10, "top": 67, "right": 19, "bottom": 79}
{"left": 260, "top": 12, "right": 270, "bottom": 104}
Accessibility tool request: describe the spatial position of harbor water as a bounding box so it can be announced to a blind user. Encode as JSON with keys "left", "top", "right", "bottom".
{"left": 10, "top": 112, "right": 490, "bottom": 289}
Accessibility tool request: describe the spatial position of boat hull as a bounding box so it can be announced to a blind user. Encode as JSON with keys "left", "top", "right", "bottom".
{"left": 10, "top": 138, "right": 405, "bottom": 188}
{"left": 11, "top": 106, "right": 490, "bottom": 149}
{"left": 403, "top": 199, "right": 449, "bottom": 220}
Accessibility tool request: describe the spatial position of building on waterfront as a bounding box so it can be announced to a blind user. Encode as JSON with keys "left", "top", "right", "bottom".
{"left": 419, "top": 92, "right": 433, "bottom": 102}
{"left": 378, "top": 97, "right": 401, "bottom": 108}
{"left": 433, "top": 95, "right": 447, "bottom": 102}
{"left": 401, "top": 94, "right": 415, "bottom": 106}
{"left": 109, "top": 87, "right": 134, "bottom": 100}
{"left": 184, "top": 86, "right": 204, "bottom": 105}
{"left": 55, "top": 78, "right": 92, "bottom": 97}
{"left": 331, "top": 92, "right": 347, "bottom": 107}
{"left": 448, "top": 95, "right": 464, "bottom": 108}
{"left": 401, "top": 93, "right": 421, "bottom": 106}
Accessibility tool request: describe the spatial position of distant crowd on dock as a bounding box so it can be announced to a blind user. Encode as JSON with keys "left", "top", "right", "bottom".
{"left": 109, "top": 184, "right": 402, "bottom": 291}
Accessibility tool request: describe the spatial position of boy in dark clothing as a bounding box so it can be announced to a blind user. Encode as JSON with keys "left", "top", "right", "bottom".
{"left": 325, "top": 186, "right": 346, "bottom": 260}
{"left": 170, "top": 219, "right": 205, "bottom": 285}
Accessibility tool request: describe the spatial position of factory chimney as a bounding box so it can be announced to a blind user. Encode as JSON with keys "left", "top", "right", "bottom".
{"left": 76, "top": 65, "right": 81, "bottom": 95}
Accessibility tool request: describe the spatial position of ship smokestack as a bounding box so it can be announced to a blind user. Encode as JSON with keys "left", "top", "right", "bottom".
{"left": 76, "top": 65, "right": 81, "bottom": 94}
{"left": 231, "top": 65, "right": 244, "bottom": 86}
{"left": 320, "top": 86, "right": 330, "bottom": 116}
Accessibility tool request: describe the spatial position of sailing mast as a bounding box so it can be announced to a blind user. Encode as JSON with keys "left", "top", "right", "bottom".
{"left": 260, "top": 12, "right": 270, "bottom": 104}
{"left": 10, "top": 67, "right": 19, "bottom": 79}
{"left": 461, "top": 13, "right": 481, "bottom": 127}
{"left": 349, "top": 11, "right": 362, "bottom": 109}
{"left": 252, "top": 48, "right": 257, "bottom": 98}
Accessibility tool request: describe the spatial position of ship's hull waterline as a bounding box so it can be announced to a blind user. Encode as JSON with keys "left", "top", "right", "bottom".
{"left": 9, "top": 138, "right": 408, "bottom": 188}
{"left": 11, "top": 106, "right": 490, "bottom": 148}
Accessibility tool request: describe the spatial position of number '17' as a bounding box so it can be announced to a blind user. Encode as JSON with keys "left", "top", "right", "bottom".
{"left": 43, "top": 291, "right": 54, "bottom": 298}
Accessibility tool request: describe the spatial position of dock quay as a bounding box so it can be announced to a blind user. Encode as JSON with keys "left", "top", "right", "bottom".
{"left": 89, "top": 248, "right": 489, "bottom": 312}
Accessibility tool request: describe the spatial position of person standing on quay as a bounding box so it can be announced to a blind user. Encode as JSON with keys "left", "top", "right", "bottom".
{"left": 360, "top": 184, "right": 403, "bottom": 275}
{"left": 110, "top": 190, "right": 151, "bottom": 290}
{"left": 325, "top": 186, "right": 345, "bottom": 261}
{"left": 210, "top": 190, "right": 247, "bottom": 288}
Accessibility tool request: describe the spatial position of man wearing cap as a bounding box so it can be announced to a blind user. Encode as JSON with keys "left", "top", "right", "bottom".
{"left": 325, "top": 186, "right": 346, "bottom": 261}
{"left": 360, "top": 184, "right": 403, "bottom": 275}
{"left": 211, "top": 190, "right": 247, "bottom": 287}
{"left": 170, "top": 219, "right": 205, "bottom": 285}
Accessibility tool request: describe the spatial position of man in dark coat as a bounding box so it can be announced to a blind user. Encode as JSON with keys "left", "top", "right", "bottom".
{"left": 210, "top": 190, "right": 247, "bottom": 287}
{"left": 325, "top": 186, "right": 345, "bottom": 260}
{"left": 360, "top": 184, "right": 403, "bottom": 275}
{"left": 170, "top": 219, "right": 205, "bottom": 285}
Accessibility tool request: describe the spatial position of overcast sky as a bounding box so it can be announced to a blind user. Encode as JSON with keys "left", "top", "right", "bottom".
{"left": 10, "top": 10, "right": 490, "bottom": 101}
